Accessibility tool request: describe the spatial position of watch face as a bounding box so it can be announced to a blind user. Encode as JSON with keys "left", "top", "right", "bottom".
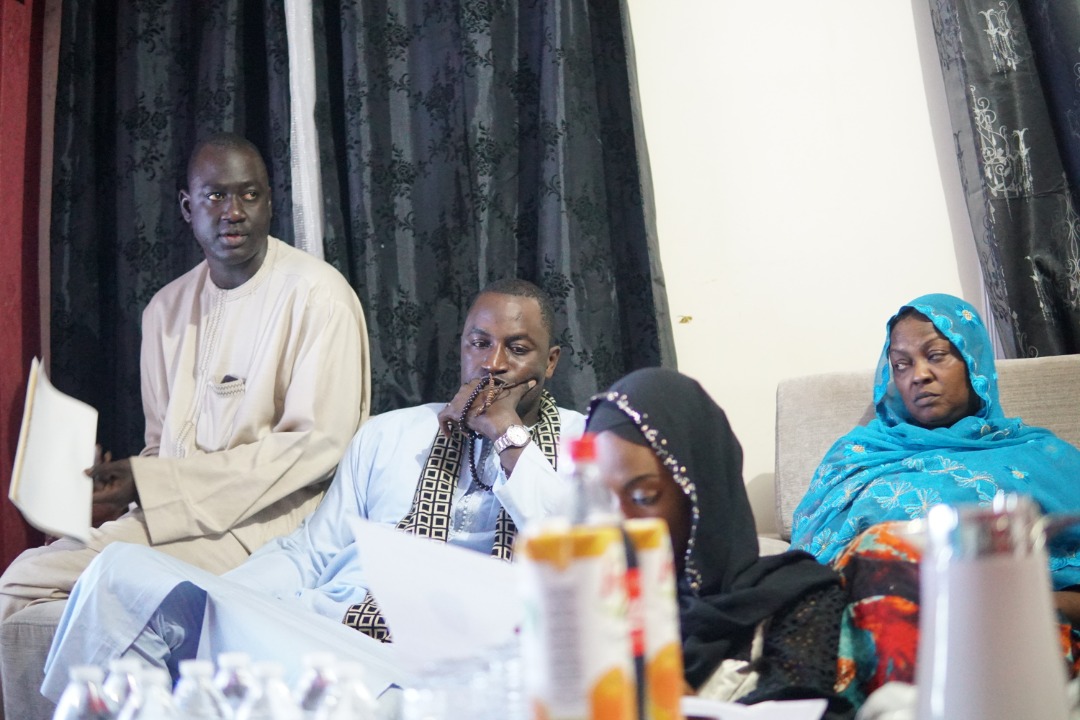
{"left": 507, "top": 425, "right": 530, "bottom": 445}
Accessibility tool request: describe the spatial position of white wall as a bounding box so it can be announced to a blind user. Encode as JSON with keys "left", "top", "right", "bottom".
{"left": 626, "top": 0, "right": 985, "bottom": 532}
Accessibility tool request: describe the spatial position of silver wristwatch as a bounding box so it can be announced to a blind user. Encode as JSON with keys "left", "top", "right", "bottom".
{"left": 493, "top": 424, "right": 531, "bottom": 454}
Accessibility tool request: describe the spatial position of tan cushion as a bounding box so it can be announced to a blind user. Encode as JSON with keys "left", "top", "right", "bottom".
{"left": 757, "top": 535, "right": 791, "bottom": 556}
{"left": 774, "top": 370, "right": 875, "bottom": 542}
{"left": 773, "top": 354, "right": 1080, "bottom": 542}
{"left": 1, "top": 600, "right": 65, "bottom": 720}
{"left": 996, "top": 355, "right": 1080, "bottom": 447}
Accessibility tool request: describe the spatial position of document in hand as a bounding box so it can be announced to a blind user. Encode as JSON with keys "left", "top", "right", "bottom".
{"left": 349, "top": 518, "right": 521, "bottom": 671}
{"left": 9, "top": 357, "right": 97, "bottom": 543}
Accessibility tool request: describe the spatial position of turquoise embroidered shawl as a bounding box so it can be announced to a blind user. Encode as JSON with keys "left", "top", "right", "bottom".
{"left": 791, "top": 293, "right": 1080, "bottom": 588}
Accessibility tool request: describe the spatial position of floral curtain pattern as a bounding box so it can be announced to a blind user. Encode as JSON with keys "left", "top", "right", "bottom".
{"left": 50, "top": 0, "right": 293, "bottom": 457}
{"left": 48, "top": 0, "right": 673, "bottom": 458}
{"left": 930, "top": 0, "right": 1080, "bottom": 356}
{"left": 311, "top": 0, "right": 675, "bottom": 412}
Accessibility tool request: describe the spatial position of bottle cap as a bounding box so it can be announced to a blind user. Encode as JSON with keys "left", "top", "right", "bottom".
{"left": 337, "top": 662, "right": 367, "bottom": 681}
{"left": 252, "top": 661, "right": 285, "bottom": 678}
{"left": 107, "top": 657, "right": 143, "bottom": 673}
{"left": 142, "top": 667, "right": 172, "bottom": 687}
{"left": 179, "top": 659, "right": 214, "bottom": 677}
{"left": 300, "top": 652, "right": 336, "bottom": 669}
{"left": 569, "top": 433, "right": 597, "bottom": 462}
{"left": 217, "top": 651, "right": 251, "bottom": 669}
{"left": 70, "top": 665, "right": 105, "bottom": 683}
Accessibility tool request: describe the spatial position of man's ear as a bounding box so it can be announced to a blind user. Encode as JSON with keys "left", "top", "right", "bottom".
{"left": 178, "top": 189, "right": 192, "bottom": 223}
{"left": 545, "top": 345, "right": 561, "bottom": 379}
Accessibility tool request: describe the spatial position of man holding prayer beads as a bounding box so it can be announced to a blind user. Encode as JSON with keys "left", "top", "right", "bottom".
{"left": 40, "top": 279, "right": 585, "bottom": 711}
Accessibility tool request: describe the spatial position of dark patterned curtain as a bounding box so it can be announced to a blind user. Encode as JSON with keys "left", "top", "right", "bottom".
{"left": 930, "top": 0, "right": 1080, "bottom": 356}
{"left": 48, "top": 0, "right": 672, "bottom": 463}
{"left": 50, "top": 0, "right": 293, "bottom": 458}
{"left": 312, "top": 0, "right": 675, "bottom": 412}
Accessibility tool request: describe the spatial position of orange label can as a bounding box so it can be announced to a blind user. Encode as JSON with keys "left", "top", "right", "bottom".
{"left": 518, "top": 523, "right": 637, "bottom": 720}
{"left": 624, "top": 519, "right": 684, "bottom": 720}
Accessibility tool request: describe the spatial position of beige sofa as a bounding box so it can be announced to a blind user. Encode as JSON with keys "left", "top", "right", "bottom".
{"left": 0, "top": 600, "right": 63, "bottom": 719}
{"left": 772, "top": 354, "right": 1080, "bottom": 543}
{"left": 5, "top": 355, "right": 1079, "bottom": 719}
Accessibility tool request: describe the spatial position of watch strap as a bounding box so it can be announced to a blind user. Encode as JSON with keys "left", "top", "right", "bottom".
{"left": 493, "top": 425, "right": 531, "bottom": 454}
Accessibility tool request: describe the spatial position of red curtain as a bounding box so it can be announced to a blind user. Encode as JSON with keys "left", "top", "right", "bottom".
{"left": 0, "top": 0, "right": 46, "bottom": 570}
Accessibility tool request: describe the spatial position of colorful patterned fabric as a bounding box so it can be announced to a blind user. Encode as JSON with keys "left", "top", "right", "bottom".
{"left": 791, "top": 293, "right": 1080, "bottom": 589}
{"left": 832, "top": 523, "right": 922, "bottom": 706}
{"left": 832, "top": 521, "right": 1080, "bottom": 707}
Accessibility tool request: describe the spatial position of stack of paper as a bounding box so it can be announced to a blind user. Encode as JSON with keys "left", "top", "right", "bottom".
{"left": 9, "top": 357, "right": 97, "bottom": 543}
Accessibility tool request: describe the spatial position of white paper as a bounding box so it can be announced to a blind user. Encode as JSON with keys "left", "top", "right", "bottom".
{"left": 681, "top": 697, "right": 827, "bottom": 720}
{"left": 349, "top": 517, "right": 520, "bottom": 670}
{"left": 9, "top": 357, "right": 97, "bottom": 543}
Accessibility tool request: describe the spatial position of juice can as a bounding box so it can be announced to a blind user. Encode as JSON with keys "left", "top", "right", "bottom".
{"left": 624, "top": 518, "right": 684, "bottom": 720}
{"left": 518, "top": 522, "right": 637, "bottom": 720}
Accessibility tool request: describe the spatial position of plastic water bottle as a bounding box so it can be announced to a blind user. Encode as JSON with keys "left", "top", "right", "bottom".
{"left": 235, "top": 662, "right": 301, "bottom": 720}
{"left": 487, "top": 639, "right": 526, "bottom": 720}
{"left": 117, "top": 666, "right": 181, "bottom": 720}
{"left": 293, "top": 652, "right": 337, "bottom": 717}
{"left": 52, "top": 665, "right": 112, "bottom": 720}
{"left": 214, "top": 652, "right": 255, "bottom": 712}
{"left": 173, "top": 659, "right": 233, "bottom": 718}
{"left": 568, "top": 432, "right": 621, "bottom": 525}
{"left": 310, "top": 662, "right": 375, "bottom": 720}
{"left": 101, "top": 658, "right": 143, "bottom": 715}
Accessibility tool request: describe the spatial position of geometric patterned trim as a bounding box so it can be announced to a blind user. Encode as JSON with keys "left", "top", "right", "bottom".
{"left": 342, "top": 390, "right": 562, "bottom": 641}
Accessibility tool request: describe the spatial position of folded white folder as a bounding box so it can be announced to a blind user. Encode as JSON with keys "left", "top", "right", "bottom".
{"left": 9, "top": 357, "right": 97, "bottom": 543}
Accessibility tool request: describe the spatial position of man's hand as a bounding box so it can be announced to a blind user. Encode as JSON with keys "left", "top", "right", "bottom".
{"left": 438, "top": 377, "right": 539, "bottom": 477}
{"left": 438, "top": 377, "right": 538, "bottom": 442}
{"left": 86, "top": 452, "right": 137, "bottom": 527}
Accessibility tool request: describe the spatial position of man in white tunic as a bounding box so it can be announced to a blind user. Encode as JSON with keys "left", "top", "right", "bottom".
{"left": 41, "top": 280, "right": 584, "bottom": 706}
{"left": 0, "top": 132, "right": 370, "bottom": 615}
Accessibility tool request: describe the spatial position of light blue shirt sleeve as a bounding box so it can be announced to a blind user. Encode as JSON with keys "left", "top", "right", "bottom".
{"left": 225, "top": 404, "right": 587, "bottom": 622}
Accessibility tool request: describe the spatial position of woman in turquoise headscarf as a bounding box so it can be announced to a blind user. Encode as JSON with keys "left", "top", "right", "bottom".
{"left": 791, "top": 293, "right": 1080, "bottom": 597}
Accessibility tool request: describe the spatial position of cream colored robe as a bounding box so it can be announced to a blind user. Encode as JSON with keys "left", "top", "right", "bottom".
{"left": 0, "top": 237, "right": 369, "bottom": 612}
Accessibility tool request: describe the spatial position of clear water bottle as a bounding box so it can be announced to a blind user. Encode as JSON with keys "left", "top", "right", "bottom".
{"left": 568, "top": 432, "right": 620, "bottom": 525}
{"left": 214, "top": 652, "right": 255, "bottom": 712}
{"left": 486, "top": 639, "right": 526, "bottom": 720}
{"left": 173, "top": 659, "right": 233, "bottom": 719}
{"left": 117, "top": 666, "right": 181, "bottom": 720}
{"left": 293, "top": 652, "right": 337, "bottom": 717}
{"left": 235, "top": 662, "right": 301, "bottom": 720}
{"left": 402, "top": 657, "right": 482, "bottom": 720}
{"left": 101, "top": 658, "right": 143, "bottom": 715}
{"left": 52, "top": 665, "right": 113, "bottom": 720}
{"left": 310, "top": 662, "right": 375, "bottom": 720}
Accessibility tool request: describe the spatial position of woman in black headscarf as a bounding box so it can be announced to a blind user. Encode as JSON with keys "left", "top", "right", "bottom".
{"left": 586, "top": 367, "right": 853, "bottom": 718}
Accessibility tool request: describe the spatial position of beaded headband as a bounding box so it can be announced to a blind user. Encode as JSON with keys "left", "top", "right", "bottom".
{"left": 586, "top": 390, "right": 703, "bottom": 593}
